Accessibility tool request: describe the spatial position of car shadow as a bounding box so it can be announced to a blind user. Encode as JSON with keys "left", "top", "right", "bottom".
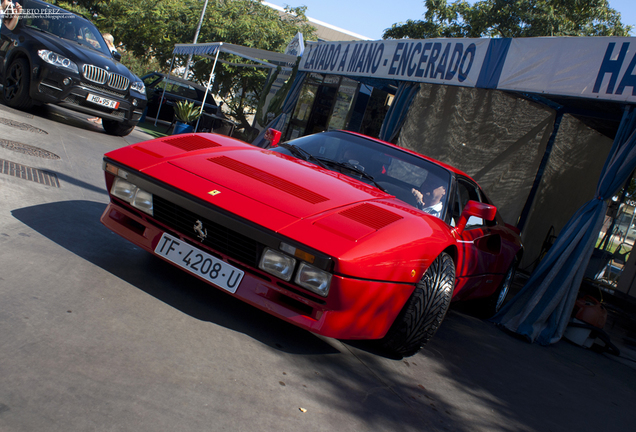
{"left": 11, "top": 199, "right": 340, "bottom": 356}
{"left": 0, "top": 99, "right": 108, "bottom": 134}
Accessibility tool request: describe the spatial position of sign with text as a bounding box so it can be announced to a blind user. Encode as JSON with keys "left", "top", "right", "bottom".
{"left": 300, "top": 37, "right": 636, "bottom": 103}
{"left": 498, "top": 37, "right": 636, "bottom": 102}
{"left": 300, "top": 39, "right": 490, "bottom": 88}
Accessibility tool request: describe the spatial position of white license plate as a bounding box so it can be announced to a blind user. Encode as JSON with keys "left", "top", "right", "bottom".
{"left": 86, "top": 93, "right": 119, "bottom": 109}
{"left": 154, "top": 233, "right": 244, "bottom": 293}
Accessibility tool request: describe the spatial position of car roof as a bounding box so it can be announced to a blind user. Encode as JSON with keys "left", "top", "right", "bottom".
{"left": 340, "top": 131, "right": 477, "bottom": 183}
{"left": 144, "top": 72, "right": 209, "bottom": 92}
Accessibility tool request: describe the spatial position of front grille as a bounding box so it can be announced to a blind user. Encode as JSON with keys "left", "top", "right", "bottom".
{"left": 82, "top": 65, "right": 130, "bottom": 91}
{"left": 83, "top": 82, "right": 127, "bottom": 97}
{"left": 83, "top": 64, "right": 108, "bottom": 84}
{"left": 63, "top": 94, "right": 82, "bottom": 105}
{"left": 108, "top": 73, "right": 130, "bottom": 91}
{"left": 153, "top": 195, "right": 263, "bottom": 267}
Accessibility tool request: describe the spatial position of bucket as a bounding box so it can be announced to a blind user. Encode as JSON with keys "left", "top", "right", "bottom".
{"left": 173, "top": 122, "right": 193, "bottom": 135}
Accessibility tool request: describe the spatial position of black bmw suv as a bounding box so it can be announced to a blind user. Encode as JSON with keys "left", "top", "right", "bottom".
{"left": 0, "top": 0, "right": 146, "bottom": 136}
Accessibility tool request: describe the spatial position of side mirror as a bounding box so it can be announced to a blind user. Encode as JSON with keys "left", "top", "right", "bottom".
{"left": 264, "top": 128, "right": 282, "bottom": 148}
{"left": 454, "top": 200, "right": 497, "bottom": 234}
{"left": 112, "top": 51, "right": 122, "bottom": 62}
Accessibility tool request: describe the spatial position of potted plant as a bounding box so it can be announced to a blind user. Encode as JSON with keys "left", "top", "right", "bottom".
{"left": 173, "top": 100, "right": 202, "bottom": 134}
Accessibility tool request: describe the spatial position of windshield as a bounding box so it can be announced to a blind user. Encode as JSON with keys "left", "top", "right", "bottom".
{"left": 24, "top": 14, "right": 112, "bottom": 57}
{"left": 271, "top": 131, "right": 451, "bottom": 219}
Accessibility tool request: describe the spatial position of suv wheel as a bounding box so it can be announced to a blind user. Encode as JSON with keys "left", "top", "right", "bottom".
{"left": 102, "top": 119, "right": 135, "bottom": 136}
{"left": 3, "top": 58, "right": 33, "bottom": 109}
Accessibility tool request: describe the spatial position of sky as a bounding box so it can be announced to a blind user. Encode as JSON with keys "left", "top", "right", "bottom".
{"left": 264, "top": 0, "right": 636, "bottom": 40}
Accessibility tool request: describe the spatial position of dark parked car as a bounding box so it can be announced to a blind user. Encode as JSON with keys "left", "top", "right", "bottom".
{"left": 0, "top": 0, "right": 146, "bottom": 136}
{"left": 141, "top": 72, "right": 222, "bottom": 123}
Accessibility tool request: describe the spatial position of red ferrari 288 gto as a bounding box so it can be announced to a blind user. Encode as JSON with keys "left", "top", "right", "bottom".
{"left": 101, "top": 130, "right": 522, "bottom": 357}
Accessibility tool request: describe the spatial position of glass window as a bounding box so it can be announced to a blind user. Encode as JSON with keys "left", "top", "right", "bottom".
{"left": 143, "top": 74, "right": 161, "bottom": 86}
{"left": 451, "top": 179, "right": 484, "bottom": 228}
{"left": 271, "top": 131, "right": 450, "bottom": 219}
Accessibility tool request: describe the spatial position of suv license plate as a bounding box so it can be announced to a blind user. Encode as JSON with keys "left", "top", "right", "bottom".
{"left": 154, "top": 233, "right": 244, "bottom": 294}
{"left": 86, "top": 93, "right": 119, "bottom": 109}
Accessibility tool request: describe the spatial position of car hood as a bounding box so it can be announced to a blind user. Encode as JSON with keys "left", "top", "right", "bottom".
{"left": 26, "top": 28, "right": 135, "bottom": 79}
{"left": 109, "top": 134, "right": 454, "bottom": 278}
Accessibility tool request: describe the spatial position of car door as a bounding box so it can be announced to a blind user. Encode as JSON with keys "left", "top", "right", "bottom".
{"left": 451, "top": 177, "right": 505, "bottom": 300}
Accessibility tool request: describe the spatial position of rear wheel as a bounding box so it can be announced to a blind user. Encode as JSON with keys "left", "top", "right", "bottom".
{"left": 3, "top": 58, "right": 33, "bottom": 109}
{"left": 102, "top": 119, "right": 135, "bottom": 136}
{"left": 380, "top": 252, "right": 455, "bottom": 358}
{"left": 482, "top": 257, "right": 517, "bottom": 317}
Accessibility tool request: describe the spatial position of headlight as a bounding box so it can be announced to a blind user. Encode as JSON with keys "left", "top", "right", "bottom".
{"left": 259, "top": 248, "right": 296, "bottom": 281}
{"left": 295, "top": 262, "right": 332, "bottom": 297}
{"left": 110, "top": 177, "right": 153, "bottom": 216}
{"left": 130, "top": 81, "right": 145, "bottom": 93}
{"left": 132, "top": 189, "right": 153, "bottom": 214}
{"left": 111, "top": 177, "right": 136, "bottom": 201}
{"left": 38, "top": 49, "right": 78, "bottom": 73}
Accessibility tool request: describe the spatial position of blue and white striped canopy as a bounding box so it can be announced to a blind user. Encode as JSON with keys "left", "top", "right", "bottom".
{"left": 173, "top": 42, "right": 297, "bottom": 66}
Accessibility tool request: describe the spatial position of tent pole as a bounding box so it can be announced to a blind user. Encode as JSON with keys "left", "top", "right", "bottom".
{"left": 155, "top": 54, "right": 176, "bottom": 127}
{"left": 195, "top": 45, "right": 221, "bottom": 132}
{"left": 517, "top": 108, "right": 564, "bottom": 231}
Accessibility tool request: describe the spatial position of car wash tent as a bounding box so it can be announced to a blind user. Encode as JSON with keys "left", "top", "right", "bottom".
{"left": 270, "top": 36, "right": 636, "bottom": 345}
{"left": 159, "top": 42, "right": 298, "bottom": 128}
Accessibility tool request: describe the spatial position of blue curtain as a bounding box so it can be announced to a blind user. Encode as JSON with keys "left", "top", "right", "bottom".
{"left": 252, "top": 72, "right": 307, "bottom": 148}
{"left": 379, "top": 81, "right": 420, "bottom": 143}
{"left": 491, "top": 105, "right": 636, "bottom": 345}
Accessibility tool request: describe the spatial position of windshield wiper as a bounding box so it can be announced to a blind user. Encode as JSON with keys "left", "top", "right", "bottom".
{"left": 278, "top": 143, "right": 327, "bottom": 169}
{"left": 315, "top": 157, "right": 388, "bottom": 193}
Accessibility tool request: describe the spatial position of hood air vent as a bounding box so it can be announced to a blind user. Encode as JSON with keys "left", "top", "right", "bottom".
{"left": 208, "top": 156, "right": 329, "bottom": 204}
{"left": 340, "top": 203, "right": 403, "bottom": 230}
{"left": 162, "top": 135, "right": 222, "bottom": 152}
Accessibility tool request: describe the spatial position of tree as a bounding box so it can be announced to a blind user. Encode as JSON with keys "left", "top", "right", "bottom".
{"left": 51, "top": 1, "right": 315, "bottom": 137}
{"left": 383, "top": 0, "right": 632, "bottom": 39}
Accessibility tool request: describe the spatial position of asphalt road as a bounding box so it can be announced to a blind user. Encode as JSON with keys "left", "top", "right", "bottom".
{"left": 1, "top": 101, "right": 635, "bottom": 432}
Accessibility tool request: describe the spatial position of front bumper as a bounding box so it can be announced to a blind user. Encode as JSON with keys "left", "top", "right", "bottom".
{"left": 100, "top": 198, "right": 415, "bottom": 340}
{"left": 31, "top": 62, "right": 146, "bottom": 124}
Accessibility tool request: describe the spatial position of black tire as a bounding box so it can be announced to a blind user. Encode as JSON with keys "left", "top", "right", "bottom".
{"left": 3, "top": 58, "right": 33, "bottom": 109}
{"left": 380, "top": 252, "right": 455, "bottom": 358}
{"left": 102, "top": 119, "right": 135, "bottom": 136}
{"left": 480, "top": 257, "right": 518, "bottom": 318}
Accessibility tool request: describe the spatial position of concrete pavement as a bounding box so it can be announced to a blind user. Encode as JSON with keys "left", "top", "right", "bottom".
{"left": 1, "top": 101, "right": 635, "bottom": 431}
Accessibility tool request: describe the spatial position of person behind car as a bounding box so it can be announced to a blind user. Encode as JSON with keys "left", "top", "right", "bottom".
{"left": 412, "top": 175, "right": 447, "bottom": 218}
{"left": 102, "top": 32, "right": 116, "bottom": 53}
{"left": 0, "top": 0, "right": 22, "bottom": 31}
{"left": 87, "top": 32, "right": 118, "bottom": 125}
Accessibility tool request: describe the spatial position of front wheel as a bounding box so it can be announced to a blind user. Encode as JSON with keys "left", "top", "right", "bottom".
{"left": 380, "top": 252, "right": 455, "bottom": 358}
{"left": 3, "top": 58, "right": 33, "bottom": 109}
{"left": 102, "top": 119, "right": 135, "bottom": 136}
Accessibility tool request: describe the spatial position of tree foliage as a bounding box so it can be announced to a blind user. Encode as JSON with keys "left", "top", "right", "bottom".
{"left": 51, "top": 0, "right": 315, "bottom": 135}
{"left": 383, "top": 0, "right": 632, "bottom": 39}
